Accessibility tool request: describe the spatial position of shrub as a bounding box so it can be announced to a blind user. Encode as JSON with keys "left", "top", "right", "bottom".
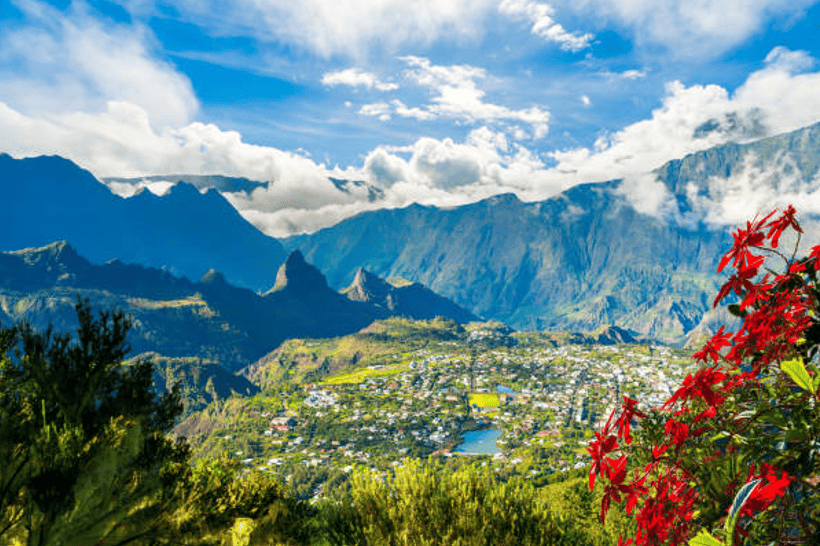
{"left": 590, "top": 206, "right": 820, "bottom": 545}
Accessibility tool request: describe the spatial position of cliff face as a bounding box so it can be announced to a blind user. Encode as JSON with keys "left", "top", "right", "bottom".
{"left": 283, "top": 122, "right": 820, "bottom": 344}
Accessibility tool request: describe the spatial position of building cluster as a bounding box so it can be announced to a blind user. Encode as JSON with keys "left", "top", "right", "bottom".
{"left": 214, "top": 336, "right": 693, "bottom": 497}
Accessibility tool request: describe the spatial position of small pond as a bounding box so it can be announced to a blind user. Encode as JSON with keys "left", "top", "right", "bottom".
{"left": 496, "top": 384, "right": 518, "bottom": 395}
{"left": 454, "top": 428, "right": 502, "bottom": 455}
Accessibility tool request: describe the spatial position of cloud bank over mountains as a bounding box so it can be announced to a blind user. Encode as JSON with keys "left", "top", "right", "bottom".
{"left": 4, "top": 0, "right": 820, "bottom": 236}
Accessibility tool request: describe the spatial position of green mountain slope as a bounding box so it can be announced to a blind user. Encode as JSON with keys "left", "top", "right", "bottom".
{"left": 283, "top": 123, "right": 820, "bottom": 343}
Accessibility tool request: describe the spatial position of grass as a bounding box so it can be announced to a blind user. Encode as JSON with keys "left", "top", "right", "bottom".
{"left": 127, "top": 295, "right": 206, "bottom": 309}
{"left": 323, "top": 364, "right": 409, "bottom": 385}
{"left": 468, "top": 393, "right": 500, "bottom": 408}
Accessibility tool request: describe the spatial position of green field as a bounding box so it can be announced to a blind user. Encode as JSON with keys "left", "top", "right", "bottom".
{"left": 468, "top": 392, "right": 500, "bottom": 408}
{"left": 322, "top": 364, "right": 408, "bottom": 385}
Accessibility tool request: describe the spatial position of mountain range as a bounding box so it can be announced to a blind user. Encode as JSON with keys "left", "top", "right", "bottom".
{"left": 0, "top": 153, "right": 287, "bottom": 290}
{"left": 6, "top": 121, "right": 820, "bottom": 344}
{"left": 0, "top": 241, "right": 478, "bottom": 373}
{"left": 283, "top": 122, "right": 820, "bottom": 343}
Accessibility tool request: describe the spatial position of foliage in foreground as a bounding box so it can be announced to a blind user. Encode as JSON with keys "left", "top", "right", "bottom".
{"left": 1, "top": 299, "right": 624, "bottom": 546}
{"left": 321, "top": 460, "right": 600, "bottom": 546}
{"left": 590, "top": 206, "right": 820, "bottom": 545}
{"left": 0, "top": 300, "right": 310, "bottom": 546}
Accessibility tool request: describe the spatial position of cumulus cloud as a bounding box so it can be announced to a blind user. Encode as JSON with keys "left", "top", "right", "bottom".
{"left": 6, "top": 27, "right": 820, "bottom": 238}
{"left": 684, "top": 152, "right": 820, "bottom": 226}
{"left": 355, "top": 56, "right": 551, "bottom": 139}
{"left": 321, "top": 68, "right": 399, "bottom": 91}
{"left": 0, "top": 100, "right": 331, "bottom": 181}
{"left": 154, "top": 0, "right": 498, "bottom": 58}
{"left": 361, "top": 126, "right": 565, "bottom": 195}
{"left": 563, "top": 0, "right": 816, "bottom": 57}
{"left": 0, "top": 0, "right": 197, "bottom": 128}
{"left": 358, "top": 102, "right": 392, "bottom": 120}
{"left": 547, "top": 48, "right": 820, "bottom": 190}
{"left": 598, "top": 68, "right": 647, "bottom": 81}
{"left": 498, "top": 0, "right": 593, "bottom": 52}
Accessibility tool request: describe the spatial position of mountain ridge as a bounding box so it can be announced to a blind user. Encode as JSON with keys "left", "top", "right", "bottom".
{"left": 0, "top": 242, "right": 479, "bottom": 370}
{"left": 0, "top": 153, "right": 287, "bottom": 290}
{"left": 281, "top": 122, "right": 820, "bottom": 343}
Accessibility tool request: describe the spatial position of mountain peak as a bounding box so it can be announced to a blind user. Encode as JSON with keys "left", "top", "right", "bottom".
{"left": 166, "top": 181, "right": 202, "bottom": 198}
{"left": 199, "top": 268, "right": 228, "bottom": 286}
{"left": 344, "top": 268, "right": 393, "bottom": 303}
{"left": 9, "top": 240, "right": 87, "bottom": 270}
{"left": 267, "top": 250, "right": 328, "bottom": 295}
{"left": 1, "top": 241, "right": 92, "bottom": 289}
{"left": 340, "top": 266, "right": 478, "bottom": 323}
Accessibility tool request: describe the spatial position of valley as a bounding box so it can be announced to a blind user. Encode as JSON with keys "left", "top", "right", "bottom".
{"left": 5, "top": 3, "right": 820, "bottom": 541}
{"left": 178, "top": 318, "right": 695, "bottom": 501}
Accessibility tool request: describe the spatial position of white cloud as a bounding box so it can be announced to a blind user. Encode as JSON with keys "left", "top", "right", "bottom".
{"left": 156, "top": 0, "right": 498, "bottom": 58}
{"left": 581, "top": 95, "right": 591, "bottom": 106}
{"left": 563, "top": 0, "right": 816, "bottom": 57}
{"left": 360, "top": 126, "right": 561, "bottom": 196}
{"left": 615, "top": 172, "right": 679, "bottom": 218}
{"left": 321, "top": 68, "right": 399, "bottom": 91}
{"left": 598, "top": 68, "right": 647, "bottom": 81}
{"left": 402, "top": 57, "right": 551, "bottom": 137}
{"left": 0, "top": 0, "right": 197, "bottom": 128}
{"left": 0, "top": 100, "right": 331, "bottom": 182}
{"left": 353, "top": 56, "right": 551, "bottom": 138}
{"left": 391, "top": 99, "right": 437, "bottom": 121}
{"left": 358, "top": 102, "right": 392, "bottom": 120}
{"left": 498, "top": 0, "right": 593, "bottom": 52}
{"left": 684, "top": 152, "right": 820, "bottom": 226}
{"left": 546, "top": 48, "right": 820, "bottom": 190}
{"left": 106, "top": 179, "right": 176, "bottom": 197}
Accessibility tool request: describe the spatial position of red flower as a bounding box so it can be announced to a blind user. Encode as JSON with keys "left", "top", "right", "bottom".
{"left": 664, "top": 366, "right": 726, "bottom": 410}
{"left": 616, "top": 396, "right": 647, "bottom": 444}
{"left": 765, "top": 204, "right": 801, "bottom": 248}
{"left": 809, "top": 244, "right": 820, "bottom": 267}
{"left": 664, "top": 418, "right": 690, "bottom": 446}
{"left": 692, "top": 326, "right": 732, "bottom": 363}
{"left": 718, "top": 211, "right": 773, "bottom": 273}
{"left": 588, "top": 431, "right": 618, "bottom": 490}
{"left": 714, "top": 255, "right": 764, "bottom": 307}
{"left": 741, "top": 466, "right": 792, "bottom": 518}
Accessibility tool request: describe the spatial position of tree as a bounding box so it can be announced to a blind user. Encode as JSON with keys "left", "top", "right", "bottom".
{"left": 322, "top": 459, "right": 590, "bottom": 545}
{"left": 589, "top": 206, "right": 820, "bottom": 545}
{"left": 160, "top": 456, "right": 315, "bottom": 545}
{"left": 0, "top": 298, "right": 189, "bottom": 545}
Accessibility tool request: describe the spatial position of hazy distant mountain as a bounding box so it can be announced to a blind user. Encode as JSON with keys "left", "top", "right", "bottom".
{"left": 0, "top": 154, "right": 287, "bottom": 290}
{"left": 103, "top": 174, "right": 266, "bottom": 194}
{"left": 259, "top": 250, "right": 388, "bottom": 341}
{"left": 103, "top": 174, "right": 385, "bottom": 202}
{"left": 284, "top": 122, "right": 820, "bottom": 343}
{"left": 0, "top": 241, "right": 260, "bottom": 368}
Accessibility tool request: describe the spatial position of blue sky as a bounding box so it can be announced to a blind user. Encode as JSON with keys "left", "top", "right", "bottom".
{"left": 2, "top": 0, "right": 820, "bottom": 235}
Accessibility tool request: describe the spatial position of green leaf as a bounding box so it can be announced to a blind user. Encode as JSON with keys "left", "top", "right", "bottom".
{"left": 781, "top": 358, "right": 817, "bottom": 393}
{"left": 727, "top": 479, "right": 760, "bottom": 528}
{"left": 727, "top": 304, "right": 747, "bottom": 319}
{"left": 688, "top": 530, "right": 725, "bottom": 546}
